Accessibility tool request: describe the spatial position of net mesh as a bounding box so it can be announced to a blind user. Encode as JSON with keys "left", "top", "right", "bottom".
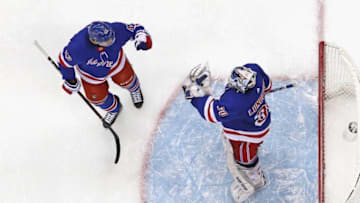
{"left": 324, "top": 43, "right": 360, "bottom": 100}
{"left": 321, "top": 42, "right": 360, "bottom": 203}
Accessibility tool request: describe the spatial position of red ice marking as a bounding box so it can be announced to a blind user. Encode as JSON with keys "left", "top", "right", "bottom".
{"left": 317, "top": 0, "right": 325, "bottom": 42}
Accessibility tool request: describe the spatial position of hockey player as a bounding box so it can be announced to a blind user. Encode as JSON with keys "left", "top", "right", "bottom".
{"left": 183, "top": 63, "right": 272, "bottom": 202}
{"left": 58, "top": 21, "right": 152, "bottom": 128}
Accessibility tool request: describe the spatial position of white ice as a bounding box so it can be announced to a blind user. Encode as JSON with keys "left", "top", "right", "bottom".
{"left": 0, "top": 0, "right": 359, "bottom": 202}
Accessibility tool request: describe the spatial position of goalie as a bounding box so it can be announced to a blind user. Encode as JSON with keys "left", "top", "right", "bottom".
{"left": 183, "top": 63, "right": 272, "bottom": 202}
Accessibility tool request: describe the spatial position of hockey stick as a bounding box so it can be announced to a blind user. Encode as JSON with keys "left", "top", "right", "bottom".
{"left": 345, "top": 173, "right": 360, "bottom": 203}
{"left": 266, "top": 83, "right": 296, "bottom": 94}
{"left": 34, "top": 40, "right": 120, "bottom": 164}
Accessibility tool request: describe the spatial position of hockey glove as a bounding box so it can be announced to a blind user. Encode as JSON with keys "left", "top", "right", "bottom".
{"left": 134, "top": 31, "right": 152, "bottom": 51}
{"left": 62, "top": 79, "right": 81, "bottom": 95}
{"left": 183, "top": 63, "right": 212, "bottom": 99}
{"left": 189, "top": 63, "right": 211, "bottom": 88}
{"left": 182, "top": 83, "right": 209, "bottom": 99}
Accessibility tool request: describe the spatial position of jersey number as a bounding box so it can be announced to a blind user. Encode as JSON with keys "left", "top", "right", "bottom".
{"left": 254, "top": 104, "right": 269, "bottom": 127}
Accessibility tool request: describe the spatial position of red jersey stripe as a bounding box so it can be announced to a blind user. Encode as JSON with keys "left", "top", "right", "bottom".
{"left": 223, "top": 128, "right": 270, "bottom": 139}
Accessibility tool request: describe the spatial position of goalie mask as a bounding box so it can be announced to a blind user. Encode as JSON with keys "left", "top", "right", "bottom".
{"left": 228, "top": 66, "right": 257, "bottom": 93}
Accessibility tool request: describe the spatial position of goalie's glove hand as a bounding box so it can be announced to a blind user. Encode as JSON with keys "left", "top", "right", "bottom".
{"left": 62, "top": 79, "right": 81, "bottom": 95}
{"left": 183, "top": 63, "right": 212, "bottom": 99}
{"left": 134, "top": 31, "right": 152, "bottom": 51}
{"left": 182, "top": 83, "right": 209, "bottom": 99}
{"left": 189, "top": 63, "right": 211, "bottom": 87}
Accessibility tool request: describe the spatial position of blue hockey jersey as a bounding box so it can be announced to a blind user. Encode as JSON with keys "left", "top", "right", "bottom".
{"left": 58, "top": 22, "right": 149, "bottom": 84}
{"left": 190, "top": 64, "right": 272, "bottom": 143}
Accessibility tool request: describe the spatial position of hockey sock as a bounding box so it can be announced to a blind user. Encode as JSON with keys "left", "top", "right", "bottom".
{"left": 125, "top": 75, "right": 140, "bottom": 92}
{"left": 98, "top": 93, "right": 120, "bottom": 113}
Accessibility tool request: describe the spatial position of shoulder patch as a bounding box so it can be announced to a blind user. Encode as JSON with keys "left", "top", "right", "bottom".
{"left": 64, "top": 50, "right": 72, "bottom": 61}
{"left": 126, "top": 24, "right": 134, "bottom": 32}
{"left": 216, "top": 105, "right": 229, "bottom": 117}
{"left": 126, "top": 24, "right": 139, "bottom": 32}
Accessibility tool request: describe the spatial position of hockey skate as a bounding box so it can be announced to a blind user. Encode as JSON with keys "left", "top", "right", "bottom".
{"left": 102, "top": 95, "right": 122, "bottom": 128}
{"left": 130, "top": 88, "right": 144, "bottom": 108}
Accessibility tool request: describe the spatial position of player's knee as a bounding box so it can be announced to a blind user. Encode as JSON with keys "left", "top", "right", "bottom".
{"left": 87, "top": 94, "right": 108, "bottom": 105}
{"left": 84, "top": 88, "right": 108, "bottom": 105}
{"left": 82, "top": 80, "right": 109, "bottom": 104}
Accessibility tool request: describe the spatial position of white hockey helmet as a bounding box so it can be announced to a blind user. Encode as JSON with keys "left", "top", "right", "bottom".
{"left": 228, "top": 66, "right": 257, "bottom": 93}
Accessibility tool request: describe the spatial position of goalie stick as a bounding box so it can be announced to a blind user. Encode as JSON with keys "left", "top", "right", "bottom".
{"left": 267, "top": 83, "right": 296, "bottom": 94}
{"left": 183, "top": 81, "right": 296, "bottom": 97}
{"left": 34, "top": 40, "right": 120, "bottom": 164}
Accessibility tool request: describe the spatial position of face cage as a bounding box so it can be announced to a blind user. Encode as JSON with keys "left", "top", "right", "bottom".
{"left": 228, "top": 72, "right": 256, "bottom": 93}
{"left": 234, "top": 78, "right": 250, "bottom": 93}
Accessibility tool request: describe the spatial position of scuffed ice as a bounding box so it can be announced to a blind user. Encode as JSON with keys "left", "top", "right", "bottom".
{"left": 145, "top": 80, "right": 318, "bottom": 203}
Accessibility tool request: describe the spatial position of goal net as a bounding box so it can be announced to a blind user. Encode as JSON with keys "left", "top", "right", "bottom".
{"left": 319, "top": 41, "right": 360, "bottom": 203}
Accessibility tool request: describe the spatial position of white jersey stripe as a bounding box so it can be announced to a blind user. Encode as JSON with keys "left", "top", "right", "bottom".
{"left": 203, "top": 96, "right": 218, "bottom": 123}
{"left": 59, "top": 51, "right": 72, "bottom": 68}
{"left": 107, "top": 52, "right": 126, "bottom": 78}
{"left": 75, "top": 50, "right": 126, "bottom": 85}
{"left": 223, "top": 126, "right": 270, "bottom": 136}
{"left": 246, "top": 143, "right": 251, "bottom": 162}
{"left": 264, "top": 79, "right": 272, "bottom": 92}
{"left": 239, "top": 143, "right": 244, "bottom": 163}
{"left": 224, "top": 133, "right": 266, "bottom": 143}
{"left": 76, "top": 66, "right": 106, "bottom": 84}
{"left": 203, "top": 96, "right": 213, "bottom": 122}
{"left": 223, "top": 126, "right": 270, "bottom": 143}
{"left": 209, "top": 98, "right": 218, "bottom": 123}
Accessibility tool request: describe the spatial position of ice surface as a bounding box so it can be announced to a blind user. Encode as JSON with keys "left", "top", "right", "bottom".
{"left": 1, "top": 0, "right": 359, "bottom": 202}
{"left": 145, "top": 80, "right": 318, "bottom": 203}
{"left": 323, "top": 96, "right": 359, "bottom": 203}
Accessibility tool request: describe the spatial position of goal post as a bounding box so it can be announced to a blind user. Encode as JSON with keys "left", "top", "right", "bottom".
{"left": 319, "top": 41, "right": 360, "bottom": 203}
{"left": 319, "top": 41, "right": 325, "bottom": 203}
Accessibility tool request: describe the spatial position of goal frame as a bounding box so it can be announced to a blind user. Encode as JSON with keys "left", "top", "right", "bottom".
{"left": 319, "top": 41, "right": 325, "bottom": 203}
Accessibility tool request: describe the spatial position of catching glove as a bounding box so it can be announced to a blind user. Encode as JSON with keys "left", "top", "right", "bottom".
{"left": 183, "top": 63, "right": 212, "bottom": 99}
